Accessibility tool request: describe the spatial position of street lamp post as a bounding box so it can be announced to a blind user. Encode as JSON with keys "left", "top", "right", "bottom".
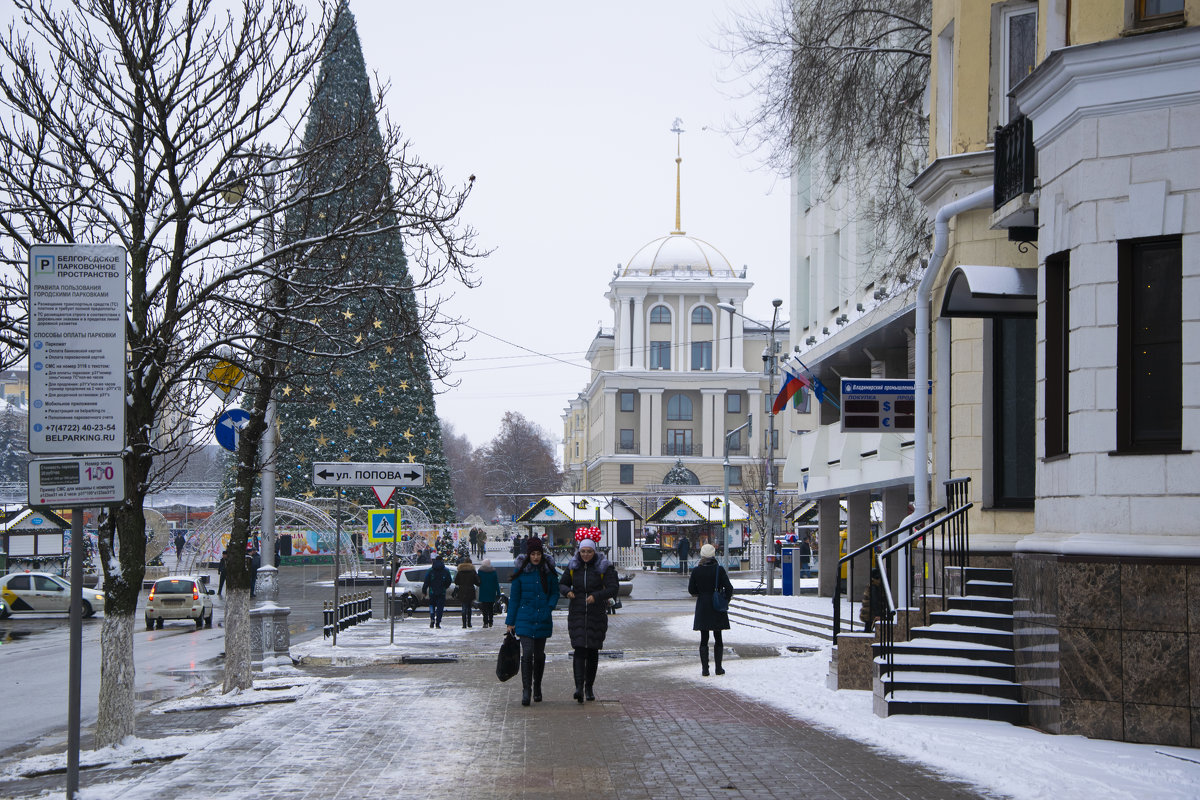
{"left": 225, "top": 148, "right": 289, "bottom": 664}
{"left": 722, "top": 416, "right": 752, "bottom": 563}
{"left": 719, "top": 299, "right": 785, "bottom": 595}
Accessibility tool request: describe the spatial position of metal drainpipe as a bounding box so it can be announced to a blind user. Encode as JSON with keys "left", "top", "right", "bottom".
{"left": 913, "top": 185, "right": 993, "bottom": 517}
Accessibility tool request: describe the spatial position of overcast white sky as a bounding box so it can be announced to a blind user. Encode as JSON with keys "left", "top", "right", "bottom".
{"left": 350, "top": 1, "right": 792, "bottom": 450}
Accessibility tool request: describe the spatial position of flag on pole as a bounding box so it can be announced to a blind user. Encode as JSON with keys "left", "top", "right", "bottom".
{"left": 772, "top": 369, "right": 810, "bottom": 413}
{"left": 775, "top": 355, "right": 829, "bottom": 409}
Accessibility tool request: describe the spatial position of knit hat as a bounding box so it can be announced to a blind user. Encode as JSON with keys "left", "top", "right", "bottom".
{"left": 525, "top": 537, "right": 544, "bottom": 555}
{"left": 700, "top": 543, "right": 716, "bottom": 559}
{"left": 480, "top": 559, "right": 492, "bottom": 570}
{"left": 577, "top": 538, "right": 596, "bottom": 551}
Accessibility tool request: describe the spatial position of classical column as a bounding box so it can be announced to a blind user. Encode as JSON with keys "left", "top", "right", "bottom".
{"left": 700, "top": 389, "right": 723, "bottom": 459}
{"left": 602, "top": 387, "right": 618, "bottom": 456}
{"left": 847, "top": 491, "right": 871, "bottom": 599}
{"left": 639, "top": 388, "right": 663, "bottom": 457}
{"left": 817, "top": 496, "right": 840, "bottom": 598}
{"left": 748, "top": 389, "right": 764, "bottom": 456}
{"left": 632, "top": 297, "right": 645, "bottom": 370}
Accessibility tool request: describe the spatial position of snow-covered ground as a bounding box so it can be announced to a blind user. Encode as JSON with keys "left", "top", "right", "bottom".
{"left": 8, "top": 593, "right": 1200, "bottom": 799}
{"left": 660, "top": 593, "right": 1200, "bottom": 800}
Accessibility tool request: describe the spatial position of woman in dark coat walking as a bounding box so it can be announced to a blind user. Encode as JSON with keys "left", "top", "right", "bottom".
{"left": 559, "top": 537, "right": 618, "bottom": 703}
{"left": 477, "top": 559, "right": 500, "bottom": 628}
{"left": 454, "top": 557, "right": 479, "bottom": 628}
{"left": 688, "top": 544, "right": 734, "bottom": 676}
{"left": 505, "top": 537, "right": 559, "bottom": 706}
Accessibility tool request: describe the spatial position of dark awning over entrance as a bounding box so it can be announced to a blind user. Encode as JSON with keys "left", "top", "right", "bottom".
{"left": 940, "top": 265, "right": 1037, "bottom": 318}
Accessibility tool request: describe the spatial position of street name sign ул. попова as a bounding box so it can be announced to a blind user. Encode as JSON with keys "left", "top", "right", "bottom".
{"left": 311, "top": 462, "right": 426, "bottom": 488}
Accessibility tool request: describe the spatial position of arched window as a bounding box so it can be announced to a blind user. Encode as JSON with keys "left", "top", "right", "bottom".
{"left": 691, "top": 306, "right": 713, "bottom": 325}
{"left": 649, "top": 306, "right": 671, "bottom": 324}
{"left": 666, "top": 394, "right": 693, "bottom": 421}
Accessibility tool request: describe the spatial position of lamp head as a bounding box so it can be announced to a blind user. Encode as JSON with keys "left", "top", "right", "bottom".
{"left": 772, "top": 298, "right": 783, "bottom": 308}
{"left": 717, "top": 302, "right": 736, "bottom": 313}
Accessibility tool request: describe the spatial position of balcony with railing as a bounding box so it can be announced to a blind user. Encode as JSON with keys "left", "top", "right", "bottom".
{"left": 616, "top": 441, "right": 640, "bottom": 454}
{"left": 992, "top": 114, "right": 1038, "bottom": 237}
{"left": 661, "top": 442, "right": 695, "bottom": 457}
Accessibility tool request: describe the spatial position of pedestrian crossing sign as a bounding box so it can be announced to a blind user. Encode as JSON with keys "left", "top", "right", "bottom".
{"left": 368, "top": 509, "right": 408, "bottom": 543}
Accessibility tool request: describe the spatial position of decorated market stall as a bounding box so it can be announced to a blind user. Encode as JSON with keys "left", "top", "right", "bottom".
{"left": 644, "top": 494, "right": 748, "bottom": 570}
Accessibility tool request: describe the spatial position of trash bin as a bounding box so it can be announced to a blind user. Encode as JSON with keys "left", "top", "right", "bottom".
{"left": 641, "top": 545, "right": 661, "bottom": 571}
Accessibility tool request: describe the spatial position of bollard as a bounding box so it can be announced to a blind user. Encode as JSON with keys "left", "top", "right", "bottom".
{"left": 366, "top": 592, "right": 372, "bottom": 621}
{"left": 323, "top": 601, "right": 333, "bottom": 639}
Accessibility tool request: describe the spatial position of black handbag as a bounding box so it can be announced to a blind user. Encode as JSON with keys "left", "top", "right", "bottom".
{"left": 711, "top": 566, "right": 729, "bottom": 612}
{"left": 496, "top": 631, "right": 520, "bottom": 682}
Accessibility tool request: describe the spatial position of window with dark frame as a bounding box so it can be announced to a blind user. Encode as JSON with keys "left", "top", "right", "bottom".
{"left": 1044, "top": 252, "right": 1070, "bottom": 458}
{"left": 691, "top": 306, "right": 713, "bottom": 325}
{"left": 667, "top": 394, "right": 693, "bottom": 421}
{"left": 666, "top": 429, "right": 692, "bottom": 456}
{"left": 650, "top": 306, "right": 671, "bottom": 324}
{"left": 691, "top": 341, "right": 712, "bottom": 370}
{"left": 727, "top": 393, "right": 742, "bottom": 414}
{"left": 1137, "top": 0, "right": 1185, "bottom": 24}
{"left": 1118, "top": 236, "right": 1182, "bottom": 452}
{"left": 649, "top": 341, "right": 671, "bottom": 369}
{"left": 993, "top": 317, "right": 1036, "bottom": 508}
{"left": 619, "top": 429, "right": 635, "bottom": 450}
{"left": 726, "top": 429, "right": 742, "bottom": 453}
{"left": 619, "top": 464, "right": 634, "bottom": 484}
{"left": 619, "top": 391, "right": 635, "bottom": 412}
{"left": 727, "top": 465, "right": 743, "bottom": 486}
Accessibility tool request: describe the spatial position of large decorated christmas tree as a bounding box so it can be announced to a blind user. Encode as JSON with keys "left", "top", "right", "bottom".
{"left": 274, "top": 1, "right": 455, "bottom": 520}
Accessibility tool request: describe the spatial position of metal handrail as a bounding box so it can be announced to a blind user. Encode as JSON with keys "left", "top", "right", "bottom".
{"left": 876, "top": 500, "right": 973, "bottom": 689}
{"left": 832, "top": 506, "right": 945, "bottom": 637}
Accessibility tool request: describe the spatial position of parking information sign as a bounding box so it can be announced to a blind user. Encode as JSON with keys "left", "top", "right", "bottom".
{"left": 28, "top": 244, "right": 127, "bottom": 455}
{"left": 28, "top": 456, "right": 125, "bottom": 506}
{"left": 840, "top": 378, "right": 931, "bottom": 433}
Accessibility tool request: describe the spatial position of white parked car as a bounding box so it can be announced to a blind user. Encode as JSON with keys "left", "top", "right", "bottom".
{"left": 0, "top": 571, "right": 105, "bottom": 618}
{"left": 145, "top": 576, "right": 214, "bottom": 630}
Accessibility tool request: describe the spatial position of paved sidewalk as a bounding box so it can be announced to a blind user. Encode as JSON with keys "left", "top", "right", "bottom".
{"left": 1, "top": 570, "right": 994, "bottom": 799}
{"left": 6, "top": 637, "right": 992, "bottom": 800}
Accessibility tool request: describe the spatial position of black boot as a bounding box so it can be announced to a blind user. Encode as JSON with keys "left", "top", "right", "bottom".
{"left": 715, "top": 645, "right": 725, "bottom": 675}
{"left": 584, "top": 649, "right": 598, "bottom": 701}
{"left": 521, "top": 656, "right": 533, "bottom": 707}
{"left": 533, "top": 650, "right": 545, "bottom": 702}
{"left": 700, "top": 644, "right": 710, "bottom": 676}
{"left": 572, "top": 651, "right": 585, "bottom": 703}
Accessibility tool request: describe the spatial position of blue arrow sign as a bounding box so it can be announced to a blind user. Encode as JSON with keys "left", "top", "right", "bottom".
{"left": 216, "top": 408, "right": 251, "bottom": 453}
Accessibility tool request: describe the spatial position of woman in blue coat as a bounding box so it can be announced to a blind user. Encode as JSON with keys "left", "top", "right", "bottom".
{"left": 505, "top": 537, "right": 559, "bottom": 706}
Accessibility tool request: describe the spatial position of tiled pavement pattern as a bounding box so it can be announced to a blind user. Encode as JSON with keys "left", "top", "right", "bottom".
{"left": 19, "top": 653, "right": 993, "bottom": 800}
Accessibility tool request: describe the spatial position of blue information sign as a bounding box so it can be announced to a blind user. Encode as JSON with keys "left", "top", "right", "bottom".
{"left": 215, "top": 408, "right": 251, "bottom": 452}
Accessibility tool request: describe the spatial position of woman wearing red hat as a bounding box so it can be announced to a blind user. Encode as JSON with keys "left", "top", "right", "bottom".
{"left": 560, "top": 531, "right": 618, "bottom": 703}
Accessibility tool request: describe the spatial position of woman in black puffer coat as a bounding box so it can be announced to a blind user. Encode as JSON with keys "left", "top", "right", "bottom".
{"left": 559, "top": 537, "right": 618, "bottom": 703}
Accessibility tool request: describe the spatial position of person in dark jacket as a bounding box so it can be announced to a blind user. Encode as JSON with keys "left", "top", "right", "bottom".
{"left": 505, "top": 537, "right": 559, "bottom": 706}
{"left": 217, "top": 548, "right": 229, "bottom": 596}
{"left": 861, "top": 568, "right": 886, "bottom": 633}
{"left": 477, "top": 558, "right": 501, "bottom": 628}
{"left": 559, "top": 537, "right": 618, "bottom": 703}
{"left": 688, "top": 543, "right": 734, "bottom": 676}
{"left": 247, "top": 546, "right": 261, "bottom": 598}
{"left": 421, "top": 556, "right": 453, "bottom": 629}
{"left": 453, "top": 557, "right": 480, "bottom": 628}
{"left": 676, "top": 535, "right": 691, "bottom": 575}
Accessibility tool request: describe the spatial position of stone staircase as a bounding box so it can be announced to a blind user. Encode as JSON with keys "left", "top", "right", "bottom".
{"left": 872, "top": 566, "right": 1027, "bottom": 724}
{"left": 728, "top": 596, "right": 835, "bottom": 641}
